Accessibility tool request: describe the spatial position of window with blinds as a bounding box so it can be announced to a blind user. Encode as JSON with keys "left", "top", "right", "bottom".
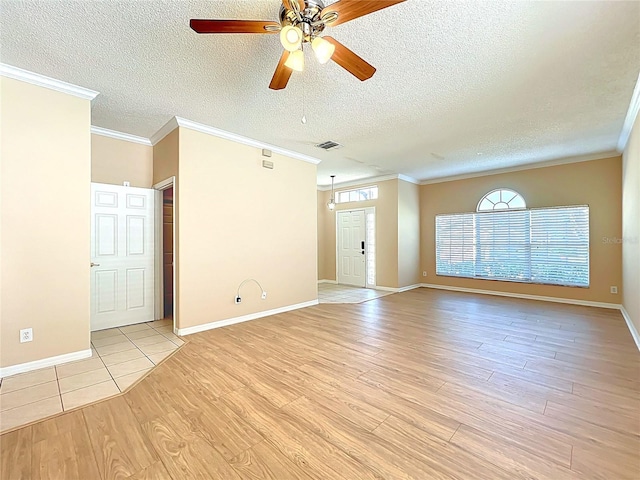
{"left": 530, "top": 207, "right": 590, "bottom": 287}
{"left": 435, "top": 205, "right": 589, "bottom": 287}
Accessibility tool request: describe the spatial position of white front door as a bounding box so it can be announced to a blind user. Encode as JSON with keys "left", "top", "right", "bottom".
{"left": 90, "top": 183, "right": 155, "bottom": 331}
{"left": 337, "top": 210, "right": 366, "bottom": 287}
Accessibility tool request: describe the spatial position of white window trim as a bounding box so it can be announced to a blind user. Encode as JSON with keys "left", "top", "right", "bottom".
{"left": 335, "top": 185, "right": 379, "bottom": 205}
{"left": 477, "top": 188, "right": 527, "bottom": 212}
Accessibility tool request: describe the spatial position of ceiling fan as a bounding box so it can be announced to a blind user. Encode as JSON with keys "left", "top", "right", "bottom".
{"left": 190, "top": 0, "right": 406, "bottom": 90}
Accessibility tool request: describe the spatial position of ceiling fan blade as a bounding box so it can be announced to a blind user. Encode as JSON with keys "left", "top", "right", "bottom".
{"left": 324, "top": 36, "right": 376, "bottom": 81}
{"left": 269, "top": 51, "right": 293, "bottom": 90}
{"left": 190, "top": 19, "right": 280, "bottom": 34}
{"left": 321, "top": 0, "right": 406, "bottom": 27}
{"left": 283, "top": 0, "right": 306, "bottom": 12}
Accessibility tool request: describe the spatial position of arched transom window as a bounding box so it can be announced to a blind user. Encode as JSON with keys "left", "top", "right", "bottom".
{"left": 477, "top": 188, "right": 526, "bottom": 212}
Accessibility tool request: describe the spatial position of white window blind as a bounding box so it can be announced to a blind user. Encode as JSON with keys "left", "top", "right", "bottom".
{"left": 435, "top": 206, "right": 589, "bottom": 287}
{"left": 476, "top": 210, "right": 530, "bottom": 281}
{"left": 530, "top": 206, "right": 589, "bottom": 287}
{"left": 435, "top": 213, "right": 475, "bottom": 278}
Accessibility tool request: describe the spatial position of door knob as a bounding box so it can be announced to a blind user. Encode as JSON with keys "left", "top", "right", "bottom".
{"left": 90, "top": 262, "right": 100, "bottom": 267}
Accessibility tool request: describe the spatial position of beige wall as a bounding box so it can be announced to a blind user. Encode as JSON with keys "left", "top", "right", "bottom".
{"left": 317, "top": 190, "right": 330, "bottom": 280}
{"left": 317, "top": 189, "right": 336, "bottom": 281}
{"left": 421, "top": 156, "right": 623, "bottom": 303}
{"left": 622, "top": 112, "right": 640, "bottom": 334}
{"left": 398, "top": 180, "right": 421, "bottom": 287}
{"left": 153, "top": 129, "right": 179, "bottom": 186}
{"left": 91, "top": 134, "right": 153, "bottom": 187}
{"left": 176, "top": 127, "right": 317, "bottom": 329}
{"left": 318, "top": 179, "right": 400, "bottom": 288}
{"left": 152, "top": 129, "right": 180, "bottom": 319}
{"left": 1, "top": 77, "right": 91, "bottom": 368}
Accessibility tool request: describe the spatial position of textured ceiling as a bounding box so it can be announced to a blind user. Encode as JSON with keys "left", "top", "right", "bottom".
{"left": 1, "top": 1, "right": 639, "bottom": 186}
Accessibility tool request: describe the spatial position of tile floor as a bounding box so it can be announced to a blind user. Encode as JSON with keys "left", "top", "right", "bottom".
{"left": 0, "top": 318, "right": 184, "bottom": 433}
{"left": 318, "top": 282, "right": 393, "bottom": 303}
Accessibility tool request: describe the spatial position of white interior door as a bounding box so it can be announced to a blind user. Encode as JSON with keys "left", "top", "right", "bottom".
{"left": 91, "top": 183, "right": 155, "bottom": 331}
{"left": 337, "top": 210, "right": 366, "bottom": 287}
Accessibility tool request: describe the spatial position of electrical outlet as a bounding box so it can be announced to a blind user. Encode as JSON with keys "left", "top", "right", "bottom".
{"left": 20, "top": 328, "right": 33, "bottom": 343}
{"left": 234, "top": 296, "right": 242, "bottom": 304}
{"left": 610, "top": 286, "right": 618, "bottom": 294}
{"left": 261, "top": 291, "right": 267, "bottom": 300}
{"left": 422, "top": 271, "right": 427, "bottom": 277}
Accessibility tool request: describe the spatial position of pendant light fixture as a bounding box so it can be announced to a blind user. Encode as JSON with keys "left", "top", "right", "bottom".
{"left": 327, "top": 175, "right": 336, "bottom": 211}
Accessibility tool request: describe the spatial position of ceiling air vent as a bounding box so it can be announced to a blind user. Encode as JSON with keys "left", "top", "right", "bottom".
{"left": 315, "top": 140, "right": 343, "bottom": 151}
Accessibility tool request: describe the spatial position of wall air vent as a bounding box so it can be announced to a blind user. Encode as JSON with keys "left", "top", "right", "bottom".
{"left": 315, "top": 140, "right": 343, "bottom": 151}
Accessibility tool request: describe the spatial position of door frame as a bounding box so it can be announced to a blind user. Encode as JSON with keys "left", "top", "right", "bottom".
{"left": 335, "top": 207, "right": 376, "bottom": 288}
{"left": 153, "top": 176, "right": 177, "bottom": 333}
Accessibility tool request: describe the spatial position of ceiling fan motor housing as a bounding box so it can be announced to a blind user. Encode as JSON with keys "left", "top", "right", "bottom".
{"left": 279, "top": 0, "right": 326, "bottom": 42}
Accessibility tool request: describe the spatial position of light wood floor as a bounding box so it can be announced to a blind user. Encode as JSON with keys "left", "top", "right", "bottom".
{"left": 2, "top": 288, "right": 639, "bottom": 479}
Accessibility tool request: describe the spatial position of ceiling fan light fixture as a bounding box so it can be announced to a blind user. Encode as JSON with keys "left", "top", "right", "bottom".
{"left": 280, "top": 25, "right": 303, "bottom": 51}
{"left": 284, "top": 49, "right": 305, "bottom": 71}
{"left": 311, "top": 36, "right": 335, "bottom": 64}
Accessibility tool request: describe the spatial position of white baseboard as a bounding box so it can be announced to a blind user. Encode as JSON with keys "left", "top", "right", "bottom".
{"left": 420, "top": 283, "right": 640, "bottom": 350}
{"left": 620, "top": 306, "right": 640, "bottom": 351}
{"left": 374, "top": 284, "right": 422, "bottom": 293}
{"left": 177, "top": 300, "right": 319, "bottom": 336}
{"left": 398, "top": 284, "right": 423, "bottom": 293}
{"left": 373, "top": 285, "right": 398, "bottom": 292}
{"left": 0, "top": 348, "right": 92, "bottom": 378}
{"left": 420, "top": 283, "right": 621, "bottom": 310}
{"left": 318, "top": 280, "right": 421, "bottom": 293}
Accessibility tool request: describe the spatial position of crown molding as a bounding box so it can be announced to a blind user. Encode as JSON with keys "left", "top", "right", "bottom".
{"left": 419, "top": 150, "right": 620, "bottom": 185}
{"left": 317, "top": 173, "right": 419, "bottom": 190}
{"left": 317, "top": 174, "right": 397, "bottom": 191}
{"left": 318, "top": 173, "right": 402, "bottom": 192}
{"left": 0, "top": 63, "right": 99, "bottom": 101}
{"left": 91, "top": 126, "right": 152, "bottom": 146}
{"left": 617, "top": 72, "right": 640, "bottom": 152}
{"left": 150, "top": 117, "right": 180, "bottom": 146}
{"left": 173, "top": 116, "right": 321, "bottom": 165}
{"left": 398, "top": 174, "right": 420, "bottom": 184}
